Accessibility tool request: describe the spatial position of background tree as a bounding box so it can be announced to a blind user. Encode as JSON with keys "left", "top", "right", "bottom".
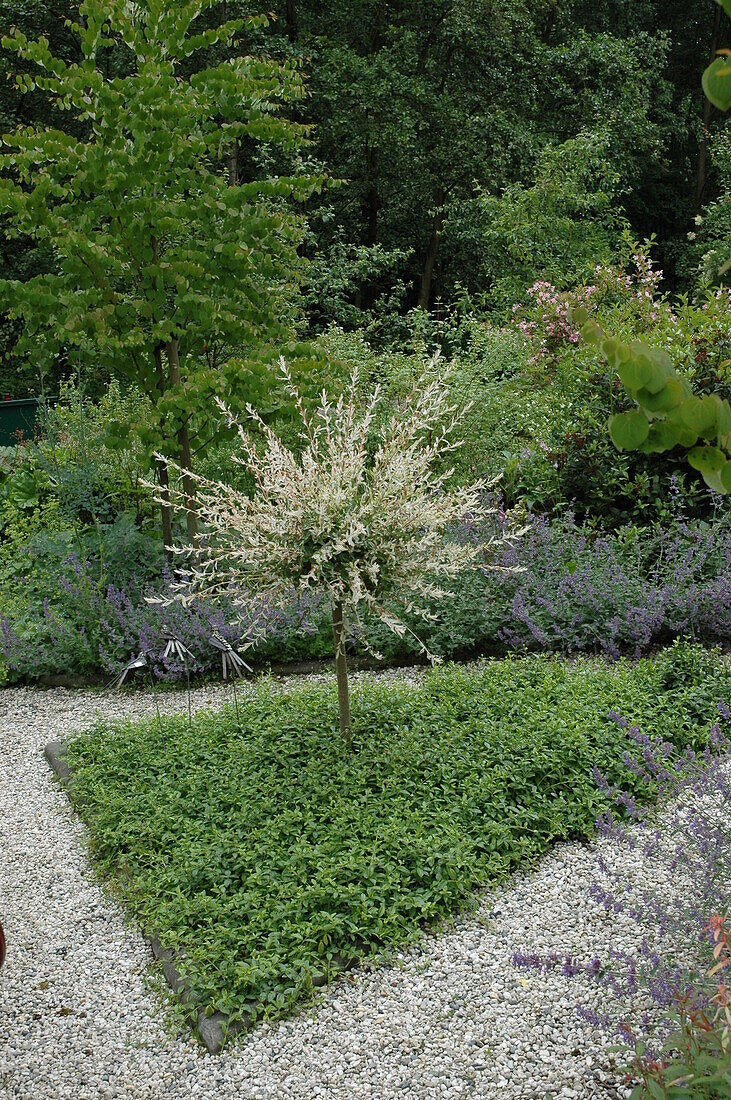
{"left": 267, "top": 0, "right": 701, "bottom": 318}
{"left": 0, "top": 0, "right": 319, "bottom": 544}
{"left": 474, "top": 130, "right": 630, "bottom": 310}
{"left": 0, "top": 0, "right": 82, "bottom": 395}
{"left": 2, "top": 0, "right": 727, "bottom": 361}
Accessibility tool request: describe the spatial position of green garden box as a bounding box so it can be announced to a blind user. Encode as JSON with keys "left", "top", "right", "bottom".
{"left": 0, "top": 398, "right": 54, "bottom": 446}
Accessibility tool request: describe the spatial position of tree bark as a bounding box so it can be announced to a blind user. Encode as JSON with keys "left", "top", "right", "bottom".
{"left": 331, "top": 600, "right": 352, "bottom": 746}
{"left": 153, "top": 344, "right": 174, "bottom": 557}
{"left": 285, "top": 0, "right": 297, "bottom": 42}
{"left": 366, "top": 144, "right": 378, "bottom": 247}
{"left": 418, "top": 190, "right": 444, "bottom": 310}
{"left": 357, "top": 139, "right": 379, "bottom": 310}
{"left": 227, "top": 145, "right": 239, "bottom": 187}
{"left": 157, "top": 457, "right": 174, "bottom": 559}
{"left": 166, "top": 337, "right": 198, "bottom": 543}
{"left": 696, "top": 2, "right": 723, "bottom": 212}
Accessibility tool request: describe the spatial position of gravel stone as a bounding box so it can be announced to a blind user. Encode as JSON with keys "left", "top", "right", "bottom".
{"left": 0, "top": 677, "right": 696, "bottom": 1099}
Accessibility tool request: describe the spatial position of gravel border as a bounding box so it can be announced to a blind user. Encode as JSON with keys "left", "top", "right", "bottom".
{"left": 0, "top": 676, "right": 704, "bottom": 1099}
{"left": 42, "top": 738, "right": 238, "bottom": 1054}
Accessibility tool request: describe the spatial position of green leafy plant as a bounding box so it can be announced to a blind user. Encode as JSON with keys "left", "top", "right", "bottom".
{"left": 64, "top": 649, "right": 731, "bottom": 1041}
{"left": 0, "top": 0, "right": 319, "bottom": 545}
{"left": 580, "top": 302, "right": 731, "bottom": 495}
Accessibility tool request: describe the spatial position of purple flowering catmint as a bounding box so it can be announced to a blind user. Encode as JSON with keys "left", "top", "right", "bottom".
{"left": 512, "top": 705, "right": 731, "bottom": 1078}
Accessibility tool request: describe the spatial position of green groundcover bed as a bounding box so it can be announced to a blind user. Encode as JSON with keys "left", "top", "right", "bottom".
{"left": 65, "top": 647, "right": 729, "bottom": 1029}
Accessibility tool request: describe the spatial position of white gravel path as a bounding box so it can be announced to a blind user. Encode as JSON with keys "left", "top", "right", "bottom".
{"left": 0, "top": 679, "right": 685, "bottom": 1100}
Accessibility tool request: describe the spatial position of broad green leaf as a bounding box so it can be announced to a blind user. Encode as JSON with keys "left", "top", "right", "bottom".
{"left": 637, "top": 377, "right": 684, "bottom": 413}
{"left": 618, "top": 359, "right": 651, "bottom": 392}
{"left": 678, "top": 427, "right": 700, "bottom": 448}
{"left": 687, "top": 449, "right": 728, "bottom": 492}
{"left": 680, "top": 395, "right": 718, "bottom": 434}
{"left": 647, "top": 347, "right": 674, "bottom": 375}
{"left": 656, "top": 407, "right": 698, "bottom": 447}
{"left": 717, "top": 398, "right": 731, "bottom": 437}
{"left": 642, "top": 348, "right": 675, "bottom": 393}
{"left": 688, "top": 445, "right": 726, "bottom": 475}
{"left": 581, "top": 320, "right": 603, "bottom": 344}
{"left": 625, "top": 345, "right": 667, "bottom": 394}
{"left": 629, "top": 340, "right": 654, "bottom": 360}
{"left": 608, "top": 410, "right": 649, "bottom": 451}
{"left": 602, "top": 337, "right": 630, "bottom": 371}
{"left": 640, "top": 421, "right": 684, "bottom": 453}
{"left": 702, "top": 57, "right": 731, "bottom": 112}
{"left": 721, "top": 462, "right": 731, "bottom": 492}
{"left": 646, "top": 1080, "right": 666, "bottom": 1100}
{"left": 701, "top": 468, "right": 726, "bottom": 493}
{"left": 645, "top": 365, "right": 671, "bottom": 395}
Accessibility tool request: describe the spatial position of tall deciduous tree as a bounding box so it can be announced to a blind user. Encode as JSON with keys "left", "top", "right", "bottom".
{"left": 271, "top": 0, "right": 682, "bottom": 313}
{"left": 0, "top": 0, "right": 319, "bottom": 545}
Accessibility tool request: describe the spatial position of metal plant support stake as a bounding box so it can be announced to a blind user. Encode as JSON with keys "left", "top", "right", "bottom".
{"left": 161, "top": 627, "right": 194, "bottom": 728}
{"left": 114, "top": 652, "right": 164, "bottom": 741}
{"left": 210, "top": 632, "right": 251, "bottom": 730}
{"left": 114, "top": 651, "right": 148, "bottom": 688}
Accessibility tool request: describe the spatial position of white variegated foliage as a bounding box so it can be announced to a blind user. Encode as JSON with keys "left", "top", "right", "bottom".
{"left": 155, "top": 359, "right": 522, "bottom": 658}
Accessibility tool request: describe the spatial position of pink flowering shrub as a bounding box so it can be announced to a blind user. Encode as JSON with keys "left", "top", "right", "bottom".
{"left": 512, "top": 279, "right": 590, "bottom": 360}
{"left": 513, "top": 249, "right": 667, "bottom": 363}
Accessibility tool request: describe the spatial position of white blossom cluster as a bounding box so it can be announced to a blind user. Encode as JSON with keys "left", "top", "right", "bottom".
{"left": 156, "top": 359, "right": 522, "bottom": 657}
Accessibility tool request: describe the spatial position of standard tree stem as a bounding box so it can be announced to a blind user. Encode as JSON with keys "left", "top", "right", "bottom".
{"left": 331, "top": 600, "right": 352, "bottom": 746}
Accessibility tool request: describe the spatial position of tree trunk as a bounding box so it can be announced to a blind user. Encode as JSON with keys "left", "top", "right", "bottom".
{"left": 157, "top": 457, "right": 174, "bottom": 559}
{"left": 331, "top": 600, "right": 352, "bottom": 746}
{"left": 696, "top": 2, "right": 723, "bottom": 212}
{"left": 357, "top": 140, "right": 379, "bottom": 309}
{"left": 418, "top": 191, "right": 444, "bottom": 310}
{"left": 153, "top": 345, "right": 174, "bottom": 557}
{"left": 166, "top": 337, "right": 198, "bottom": 543}
{"left": 366, "top": 145, "right": 378, "bottom": 247}
{"left": 285, "top": 0, "right": 297, "bottom": 42}
{"left": 228, "top": 145, "right": 239, "bottom": 187}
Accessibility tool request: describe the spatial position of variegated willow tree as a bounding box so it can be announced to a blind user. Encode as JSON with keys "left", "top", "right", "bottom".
{"left": 157, "top": 361, "right": 522, "bottom": 744}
